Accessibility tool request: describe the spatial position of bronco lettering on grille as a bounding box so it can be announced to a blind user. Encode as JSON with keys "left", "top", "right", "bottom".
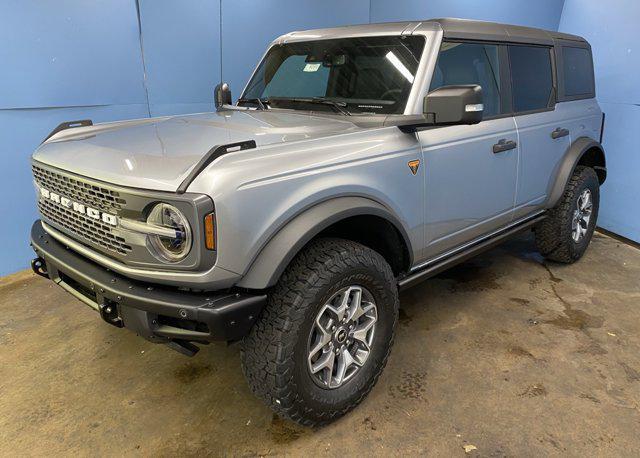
{"left": 39, "top": 186, "right": 118, "bottom": 226}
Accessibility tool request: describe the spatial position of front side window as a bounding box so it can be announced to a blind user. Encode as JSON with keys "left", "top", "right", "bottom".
{"left": 509, "top": 45, "right": 554, "bottom": 112}
{"left": 562, "top": 46, "right": 594, "bottom": 97}
{"left": 242, "top": 36, "right": 425, "bottom": 114}
{"left": 430, "top": 42, "right": 503, "bottom": 118}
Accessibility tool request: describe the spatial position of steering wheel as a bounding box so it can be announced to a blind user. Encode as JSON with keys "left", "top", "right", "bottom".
{"left": 380, "top": 88, "right": 402, "bottom": 100}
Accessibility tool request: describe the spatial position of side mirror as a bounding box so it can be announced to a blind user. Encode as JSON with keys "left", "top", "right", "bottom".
{"left": 214, "top": 82, "right": 232, "bottom": 109}
{"left": 423, "top": 84, "right": 483, "bottom": 125}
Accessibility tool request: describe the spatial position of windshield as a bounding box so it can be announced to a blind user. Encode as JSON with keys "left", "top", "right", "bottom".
{"left": 241, "top": 36, "right": 425, "bottom": 115}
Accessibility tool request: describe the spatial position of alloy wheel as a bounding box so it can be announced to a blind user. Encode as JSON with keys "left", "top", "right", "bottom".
{"left": 572, "top": 188, "right": 593, "bottom": 242}
{"left": 307, "top": 285, "right": 378, "bottom": 389}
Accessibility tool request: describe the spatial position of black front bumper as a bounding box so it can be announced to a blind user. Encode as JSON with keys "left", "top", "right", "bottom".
{"left": 30, "top": 220, "right": 266, "bottom": 347}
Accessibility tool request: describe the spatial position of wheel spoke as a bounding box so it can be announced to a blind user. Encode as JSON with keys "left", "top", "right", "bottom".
{"left": 311, "top": 349, "right": 335, "bottom": 376}
{"left": 308, "top": 326, "right": 332, "bottom": 360}
{"left": 326, "top": 288, "right": 353, "bottom": 322}
{"left": 348, "top": 291, "right": 368, "bottom": 322}
{"left": 352, "top": 317, "right": 376, "bottom": 344}
{"left": 334, "top": 348, "right": 354, "bottom": 386}
{"left": 580, "top": 190, "right": 591, "bottom": 211}
{"left": 347, "top": 287, "right": 363, "bottom": 321}
{"left": 353, "top": 342, "right": 370, "bottom": 366}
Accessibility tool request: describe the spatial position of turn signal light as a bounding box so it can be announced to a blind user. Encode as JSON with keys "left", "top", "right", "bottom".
{"left": 204, "top": 213, "right": 216, "bottom": 250}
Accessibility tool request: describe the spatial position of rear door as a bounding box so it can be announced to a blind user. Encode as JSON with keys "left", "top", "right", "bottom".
{"left": 509, "top": 44, "right": 571, "bottom": 219}
{"left": 418, "top": 41, "right": 518, "bottom": 259}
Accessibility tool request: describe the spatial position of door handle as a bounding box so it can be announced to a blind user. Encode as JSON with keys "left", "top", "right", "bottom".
{"left": 492, "top": 139, "right": 517, "bottom": 153}
{"left": 551, "top": 127, "right": 569, "bottom": 139}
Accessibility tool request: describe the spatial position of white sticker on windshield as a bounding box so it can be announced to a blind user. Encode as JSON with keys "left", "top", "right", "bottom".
{"left": 303, "top": 63, "right": 321, "bottom": 72}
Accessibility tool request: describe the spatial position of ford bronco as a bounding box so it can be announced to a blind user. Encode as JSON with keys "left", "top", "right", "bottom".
{"left": 30, "top": 18, "right": 605, "bottom": 425}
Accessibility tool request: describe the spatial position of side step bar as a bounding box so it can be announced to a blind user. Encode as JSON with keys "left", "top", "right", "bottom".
{"left": 398, "top": 214, "right": 546, "bottom": 291}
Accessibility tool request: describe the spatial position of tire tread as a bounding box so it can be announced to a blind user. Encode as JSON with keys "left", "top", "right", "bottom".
{"left": 534, "top": 165, "right": 599, "bottom": 263}
{"left": 241, "top": 238, "right": 397, "bottom": 426}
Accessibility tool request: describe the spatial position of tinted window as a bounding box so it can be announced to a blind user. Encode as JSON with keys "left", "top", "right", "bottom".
{"left": 562, "top": 46, "right": 594, "bottom": 97}
{"left": 262, "top": 55, "right": 330, "bottom": 98}
{"left": 509, "top": 45, "right": 553, "bottom": 112}
{"left": 242, "top": 36, "right": 425, "bottom": 114}
{"left": 430, "top": 42, "right": 502, "bottom": 117}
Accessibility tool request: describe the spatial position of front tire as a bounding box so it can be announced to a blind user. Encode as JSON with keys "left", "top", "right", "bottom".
{"left": 241, "top": 238, "right": 398, "bottom": 426}
{"left": 534, "top": 165, "right": 600, "bottom": 263}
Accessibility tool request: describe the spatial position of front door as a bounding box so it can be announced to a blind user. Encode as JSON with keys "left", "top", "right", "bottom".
{"left": 418, "top": 41, "right": 518, "bottom": 259}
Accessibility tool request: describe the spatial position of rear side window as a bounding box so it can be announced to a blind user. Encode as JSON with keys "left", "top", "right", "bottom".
{"left": 562, "top": 46, "right": 594, "bottom": 97}
{"left": 430, "top": 42, "right": 503, "bottom": 117}
{"left": 508, "top": 45, "right": 554, "bottom": 112}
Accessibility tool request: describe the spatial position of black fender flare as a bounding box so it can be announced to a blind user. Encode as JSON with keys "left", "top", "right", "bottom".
{"left": 236, "top": 196, "right": 412, "bottom": 290}
{"left": 545, "top": 136, "right": 606, "bottom": 208}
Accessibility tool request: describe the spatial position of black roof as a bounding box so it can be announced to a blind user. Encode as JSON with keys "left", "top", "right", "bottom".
{"left": 429, "top": 18, "right": 587, "bottom": 46}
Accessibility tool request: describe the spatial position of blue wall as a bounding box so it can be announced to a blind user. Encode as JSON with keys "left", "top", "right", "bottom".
{"left": 370, "top": 0, "right": 565, "bottom": 30}
{"left": 0, "top": 0, "right": 150, "bottom": 277}
{"left": 1, "top": 1, "right": 569, "bottom": 276}
{"left": 559, "top": 0, "right": 640, "bottom": 243}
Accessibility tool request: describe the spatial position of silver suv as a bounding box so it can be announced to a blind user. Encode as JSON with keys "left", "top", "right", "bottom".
{"left": 30, "top": 18, "right": 606, "bottom": 425}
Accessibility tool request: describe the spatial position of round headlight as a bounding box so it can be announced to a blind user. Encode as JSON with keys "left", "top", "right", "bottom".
{"left": 146, "top": 203, "right": 192, "bottom": 262}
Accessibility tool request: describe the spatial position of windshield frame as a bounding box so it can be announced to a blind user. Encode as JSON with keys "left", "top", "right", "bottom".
{"left": 239, "top": 33, "right": 430, "bottom": 116}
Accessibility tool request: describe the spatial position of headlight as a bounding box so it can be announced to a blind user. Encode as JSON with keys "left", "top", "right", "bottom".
{"left": 146, "top": 203, "right": 192, "bottom": 262}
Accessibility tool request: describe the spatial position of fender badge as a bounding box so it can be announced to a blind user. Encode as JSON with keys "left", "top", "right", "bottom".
{"left": 408, "top": 159, "right": 420, "bottom": 175}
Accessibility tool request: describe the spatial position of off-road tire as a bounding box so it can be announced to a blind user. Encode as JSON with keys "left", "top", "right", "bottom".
{"left": 534, "top": 165, "right": 600, "bottom": 263}
{"left": 241, "top": 238, "right": 398, "bottom": 426}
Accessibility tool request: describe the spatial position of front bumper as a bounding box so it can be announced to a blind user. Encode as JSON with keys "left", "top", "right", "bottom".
{"left": 30, "top": 220, "right": 266, "bottom": 349}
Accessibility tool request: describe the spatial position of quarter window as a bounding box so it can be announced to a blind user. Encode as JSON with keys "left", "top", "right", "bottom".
{"left": 430, "top": 42, "right": 503, "bottom": 117}
{"left": 508, "top": 45, "right": 554, "bottom": 112}
{"left": 562, "top": 46, "right": 594, "bottom": 97}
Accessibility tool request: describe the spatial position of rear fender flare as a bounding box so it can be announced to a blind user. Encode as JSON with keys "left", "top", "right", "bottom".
{"left": 545, "top": 136, "right": 606, "bottom": 208}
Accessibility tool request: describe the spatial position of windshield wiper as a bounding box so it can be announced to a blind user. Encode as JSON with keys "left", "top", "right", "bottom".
{"left": 269, "top": 97, "right": 351, "bottom": 116}
{"left": 237, "top": 97, "right": 269, "bottom": 110}
{"left": 311, "top": 97, "right": 351, "bottom": 116}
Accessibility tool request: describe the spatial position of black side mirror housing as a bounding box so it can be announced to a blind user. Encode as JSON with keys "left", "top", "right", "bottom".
{"left": 396, "top": 84, "right": 483, "bottom": 132}
{"left": 424, "top": 84, "right": 484, "bottom": 125}
{"left": 214, "top": 82, "right": 232, "bottom": 109}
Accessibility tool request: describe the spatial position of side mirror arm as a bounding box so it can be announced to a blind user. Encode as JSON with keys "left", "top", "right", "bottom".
{"left": 214, "top": 83, "right": 232, "bottom": 110}
{"left": 384, "top": 114, "right": 435, "bottom": 133}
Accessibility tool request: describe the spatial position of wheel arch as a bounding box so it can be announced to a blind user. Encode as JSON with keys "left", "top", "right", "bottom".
{"left": 236, "top": 196, "right": 413, "bottom": 290}
{"left": 546, "top": 136, "right": 606, "bottom": 209}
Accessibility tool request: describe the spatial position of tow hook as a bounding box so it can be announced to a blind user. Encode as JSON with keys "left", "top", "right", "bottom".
{"left": 31, "top": 257, "right": 48, "bottom": 278}
{"left": 99, "top": 301, "right": 124, "bottom": 328}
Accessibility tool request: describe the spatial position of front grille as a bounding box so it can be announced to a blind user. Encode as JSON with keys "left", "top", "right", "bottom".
{"left": 32, "top": 164, "right": 126, "bottom": 213}
{"left": 37, "top": 199, "right": 132, "bottom": 255}
{"left": 33, "top": 165, "right": 132, "bottom": 256}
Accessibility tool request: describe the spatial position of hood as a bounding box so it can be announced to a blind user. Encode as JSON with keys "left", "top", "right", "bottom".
{"left": 33, "top": 109, "right": 360, "bottom": 191}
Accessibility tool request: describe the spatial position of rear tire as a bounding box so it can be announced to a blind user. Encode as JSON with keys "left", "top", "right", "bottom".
{"left": 534, "top": 165, "right": 599, "bottom": 263}
{"left": 241, "top": 238, "right": 398, "bottom": 426}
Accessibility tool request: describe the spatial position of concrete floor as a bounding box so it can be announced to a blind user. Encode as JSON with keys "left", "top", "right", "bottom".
{"left": 1, "top": 231, "right": 639, "bottom": 456}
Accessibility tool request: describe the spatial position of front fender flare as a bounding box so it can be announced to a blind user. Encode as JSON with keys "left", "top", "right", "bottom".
{"left": 236, "top": 196, "right": 411, "bottom": 290}
{"left": 545, "top": 136, "right": 606, "bottom": 208}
